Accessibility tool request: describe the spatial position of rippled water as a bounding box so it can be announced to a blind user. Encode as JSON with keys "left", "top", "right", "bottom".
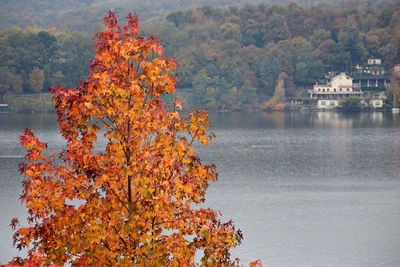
{"left": 1, "top": 112, "right": 400, "bottom": 266}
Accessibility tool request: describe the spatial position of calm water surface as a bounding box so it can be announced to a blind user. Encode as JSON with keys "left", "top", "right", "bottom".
{"left": 1, "top": 112, "right": 400, "bottom": 266}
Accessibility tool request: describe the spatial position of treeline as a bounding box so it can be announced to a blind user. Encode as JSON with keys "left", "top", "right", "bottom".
{"left": 145, "top": 2, "right": 400, "bottom": 109}
{"left": 0, "top": 28, "right": 93, "bottom": 99}
{"left": 1, "top": 2, "right": 400, "bottom": 111}
{"left": 0, "top": 0, "right": 390, "bottom": 32}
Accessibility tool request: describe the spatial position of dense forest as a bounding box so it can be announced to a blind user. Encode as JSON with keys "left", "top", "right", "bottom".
{"left": 0, "top": 0, "right": 391, "bottom": 32}
{"left": 0, "top": 28, "right": 92, "bottom": 100}
{"left": 152, "top": 2, "right": 400, "bottom": 109}
{"left": 0, "top": 1, "right": 399, "bottom": 110}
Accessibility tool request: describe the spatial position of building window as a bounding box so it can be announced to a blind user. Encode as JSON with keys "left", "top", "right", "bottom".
{"left": 346, "top": 88, "right": 349, "bottom": 92}
{"left": 322, "top": 89, "right": 325, "bottom": 92}
{"left": 320, "top": 101, "right": 326, "bottom": 106}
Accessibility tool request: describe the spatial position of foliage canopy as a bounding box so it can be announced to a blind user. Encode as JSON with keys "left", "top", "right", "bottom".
{"left": 6, "top": 12, "right": 243, "bottom": 266}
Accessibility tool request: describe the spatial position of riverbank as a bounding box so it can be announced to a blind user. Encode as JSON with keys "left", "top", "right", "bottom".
{"left": 0, "top": 94, "right": 393, "bottom": 114}
{"left": 1, "top": 94, "right": 53, "bottom": 113}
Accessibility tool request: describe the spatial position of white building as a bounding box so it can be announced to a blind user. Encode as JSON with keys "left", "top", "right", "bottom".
{"left": 368, "top": 58, "right": 382, "bottom": 65}
{"left": 363, "top": 58, "right": 386, "bottom": 75}
{"left": 309, "top": 73, "right": 362, "bottom": 109}
{"left": 309, "top": 73, "right": 385, "bottom": 109}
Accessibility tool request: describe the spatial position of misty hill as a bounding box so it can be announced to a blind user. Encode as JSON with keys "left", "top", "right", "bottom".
{"left": 0, "top": 0, "right": 386, "bottom": 32}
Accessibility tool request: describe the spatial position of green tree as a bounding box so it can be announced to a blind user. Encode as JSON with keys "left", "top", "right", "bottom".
{"left": 57, "top": 30, "right": 92, "bottom": 88}
{"left": 28, "top": 67, "right": 45, "bottom": 93}
{"left": 192, "top": 70, "right": 218, "bottom": 109}
{"left": 241, "top": 79, "right": 257, "bottom": 105}
{"left": 294, "top": 62, "right": 309, "bottom": 85}
{"left": 0, "top": 67, "right": 23, "bottom": 99}
{"left": 341, "top": 98, "right": 361, "bottom": 112}
{"left": 225, "top": 86, "right": 242, "bottom": 110}
{"left": 260, "top": 58, "right": 280, "bottom": 96}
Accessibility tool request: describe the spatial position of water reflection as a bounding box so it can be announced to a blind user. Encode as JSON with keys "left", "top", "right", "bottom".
{"left": 207, "top": 111, "right": 399, "bottom": 130}
{"left": 259, "top": 112, "right": 286, "bottom": 128}
{"left": 314, "top": 112, "right": 354, "bottom": 128}
{"left": 1, "top": 112, "right": 400, "bottom": 266}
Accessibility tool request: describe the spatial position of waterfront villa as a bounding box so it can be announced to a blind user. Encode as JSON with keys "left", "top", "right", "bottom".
{"left": 309, "top": 73, "right": 362, "bottom": 109}
{"left": 353, "top": 58, "right": 389, "bottom": 92}
{"left": 305, "top": 58, "right": 392, "bottom": 110}
{"left": 308, "top": 72, "right": 386, "bottom": 109}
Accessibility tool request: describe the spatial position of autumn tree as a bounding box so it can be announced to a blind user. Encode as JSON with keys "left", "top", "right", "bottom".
{"left": 260, "top": 72, "right": 288, "bottom": 111}
{"left": 6, "top": 12, "right": 243, "bottom": 266}
{"left": 274, "top": 72, "right": 287, "bottom": 101}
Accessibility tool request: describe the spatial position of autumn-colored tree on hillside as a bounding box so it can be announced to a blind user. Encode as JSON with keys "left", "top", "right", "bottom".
{"left": 273, "top": 72, "right": 287, "bottom": 101}
{"left": 6, "top": 12, "right": 243, "bottom": 266}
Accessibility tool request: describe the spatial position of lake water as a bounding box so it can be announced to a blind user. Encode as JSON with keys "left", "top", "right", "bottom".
{"left": 1, "top": 112, "right": 400, "bottom": 266}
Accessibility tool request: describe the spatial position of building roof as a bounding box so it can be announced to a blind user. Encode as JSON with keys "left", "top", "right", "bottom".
{"left": 334, "top": 72, "right": 351, "bottom": 79}
{"left": 353, "top": 75, "right": 389, "bottom": 80}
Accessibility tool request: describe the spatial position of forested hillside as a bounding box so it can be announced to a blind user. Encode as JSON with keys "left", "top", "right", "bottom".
{"left": 0, "top": 0, "right": 388, "bottom": 32}
{"left": 0, "top": 1, "right": 399, "bottom": 110}
{"left": 0, "top": 28, "right": 92, "bottom": 100}
{"left": 148, "top": 2, "right": 400, "bottom": 109}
